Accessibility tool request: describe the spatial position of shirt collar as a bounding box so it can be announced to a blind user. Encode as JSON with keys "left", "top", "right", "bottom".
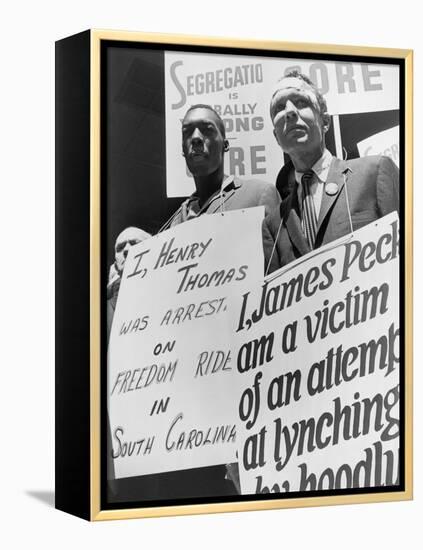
{"left": 188, "top": 175, "right": 237, "bottom": 202}
{"left": 184, "top": 175, "right": 237, "bottom": 213}
{"left": 295, "top": 148, "right": 333, "bottom": 184}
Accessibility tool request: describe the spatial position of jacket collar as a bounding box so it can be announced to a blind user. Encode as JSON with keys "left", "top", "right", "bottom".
{"left": 207, "top": 175, "right": 242, "bottom": 213}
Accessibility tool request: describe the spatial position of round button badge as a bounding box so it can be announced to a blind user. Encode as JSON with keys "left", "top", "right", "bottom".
{"left": 325, "top": 182, "right": 339, "bottom": 196}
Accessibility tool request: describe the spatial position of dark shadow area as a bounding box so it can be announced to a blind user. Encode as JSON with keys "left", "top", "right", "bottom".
{"left": 26, "top": 490, "right": 55, "bottom": 508}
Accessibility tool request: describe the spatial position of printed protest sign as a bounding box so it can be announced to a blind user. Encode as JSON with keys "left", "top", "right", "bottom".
{"left": 108, "top": 207, "right": 264, "bottom": 479}
{"left": 231, "top": 213, "right": 400, "bottom": 494}
{"left": 165, "top": 52, "right": 399, "bottom": 196}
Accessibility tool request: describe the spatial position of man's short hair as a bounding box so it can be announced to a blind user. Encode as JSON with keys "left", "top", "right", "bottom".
{"left": 183, "top": 104, "right": 226, "bottom": 138}
{"left": 272, "top": 70, "right": 328, "bottom": 117}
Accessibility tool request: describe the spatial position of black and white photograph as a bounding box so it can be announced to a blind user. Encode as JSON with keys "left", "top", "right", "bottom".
{"left": 100, "top": 37, "right": 408, "bottom": 512}
{"left": 3, "top": 0, "right": 423, "bottom": 544}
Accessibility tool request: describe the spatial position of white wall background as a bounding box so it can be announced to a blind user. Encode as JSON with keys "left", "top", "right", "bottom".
{"left": 0, "top": 1, "right": 420, "bottom": 547}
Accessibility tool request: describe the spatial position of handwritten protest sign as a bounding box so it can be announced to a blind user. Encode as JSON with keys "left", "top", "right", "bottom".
{"left": 165, "top": 51, "right": 399, "bottom": 196}
{"left": 108, "top": 207, "right": 264, "bottom": 479}
{"left": 231, "top": 213, "right": 400, "bottom": 494}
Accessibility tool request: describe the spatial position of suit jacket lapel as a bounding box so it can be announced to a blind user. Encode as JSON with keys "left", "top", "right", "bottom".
{"left": 284, "top": 184, "right": 310, "bottom": 256}
{"left": 316, "top": 157, "right": 347, "bottom": 236}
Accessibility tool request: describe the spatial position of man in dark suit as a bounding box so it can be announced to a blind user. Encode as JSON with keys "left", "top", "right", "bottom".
{"left": 262, "top": 70, "right": 399, "bottom": 274}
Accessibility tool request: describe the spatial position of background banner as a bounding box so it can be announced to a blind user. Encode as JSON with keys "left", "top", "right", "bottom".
{"left": 358, "top": 126, "right": 400, "bottom": 167}
{"left": 165, "top": 52, "right": 399, "bottom": 196}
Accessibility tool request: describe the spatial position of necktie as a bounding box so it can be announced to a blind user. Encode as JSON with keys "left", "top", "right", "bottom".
{"left": 301, "top": 170, "right": 317, "bottom": 249}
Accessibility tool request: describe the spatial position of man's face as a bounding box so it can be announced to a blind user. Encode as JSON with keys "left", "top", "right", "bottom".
{"left": 114, "top": 227, "right": 149, "bottom": 274}
{"left": 270, "top": 77, "right": 329, "bottom": 157}
{"left": 182, "top": 108, "right": 228, "bottom": 176}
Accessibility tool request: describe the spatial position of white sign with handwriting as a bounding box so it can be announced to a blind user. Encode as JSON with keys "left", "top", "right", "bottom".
{"left": 108, "top": 207, "right": 264, "bottom": 479}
